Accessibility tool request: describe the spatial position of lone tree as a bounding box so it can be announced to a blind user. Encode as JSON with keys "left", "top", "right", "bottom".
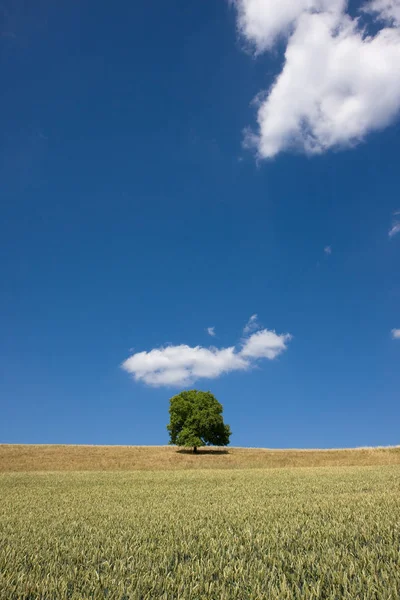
{"left": 167, "top": 390, "right": 231, "bottom": 453}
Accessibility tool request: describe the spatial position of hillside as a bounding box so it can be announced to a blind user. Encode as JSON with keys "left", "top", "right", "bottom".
{"left": 1, "top": 444, "right": 399, "bottom": 471}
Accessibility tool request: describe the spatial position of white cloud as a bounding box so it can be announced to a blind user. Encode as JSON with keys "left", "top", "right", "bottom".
{"left": 243, "top": 313, "right": 260, "bottom": 334}
{"left": 364, "top": 0, "right": 400, "bottom": 25}
{"left": 236, "top": 0, "right": 345, "bottom": 52}
{"left": 241, "top": 329, "right": 292, "bottom": 359}
{"left": 235, "top": 0, "right": 400, "bottom": 157}
{"left": 207, "top": 326, "right": 216, "bottom": 337}
{"left": 122, "top": 318, "right": 292, "bottom": 387}
{"left": 122, "top": 345, "right": 248, "bottom": 387}
{"left": 391, "top": 328, "right": 400, "bottom": 339}
{"left": 324, "top": 245, "right": 332, "bottom": 255}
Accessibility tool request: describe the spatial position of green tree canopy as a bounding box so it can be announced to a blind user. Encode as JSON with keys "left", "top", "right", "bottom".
{"left": 167, "top": 390, "right": 231, "bottom": 453}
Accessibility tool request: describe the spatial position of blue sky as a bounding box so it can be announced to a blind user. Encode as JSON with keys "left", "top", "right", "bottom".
{"left": 1, "top": 0, "right": 399, "bottom": 448}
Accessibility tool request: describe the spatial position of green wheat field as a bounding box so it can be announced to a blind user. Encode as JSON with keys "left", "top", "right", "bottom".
{"left": 1, "top": 455, "right": 400, "bottom": 599}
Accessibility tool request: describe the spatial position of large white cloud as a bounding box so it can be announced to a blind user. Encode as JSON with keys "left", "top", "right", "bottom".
{"left": 391, "top": 328, "right": 400, "bottom": 339}
{"left": 236, "top": 0, "right": 400, "bottom": 157}
{"left": 122, "top": 345, "right": 247, "bottom": 387}
{"left": 122, "top": 319, "right": 291, "bottom": 386}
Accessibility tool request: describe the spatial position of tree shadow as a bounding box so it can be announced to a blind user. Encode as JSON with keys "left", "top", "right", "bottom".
{"left": 176, "top": 448, "right": 230, "bottom": 455}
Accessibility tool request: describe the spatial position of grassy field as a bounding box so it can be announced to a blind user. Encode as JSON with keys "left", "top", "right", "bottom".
{"left": 1, "top": 447, "right": 400, "bottom": 599}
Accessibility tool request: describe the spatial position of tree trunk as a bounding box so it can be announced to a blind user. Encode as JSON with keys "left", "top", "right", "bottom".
{"left": 193, "top": 446, "right": 198, "bottom": 454}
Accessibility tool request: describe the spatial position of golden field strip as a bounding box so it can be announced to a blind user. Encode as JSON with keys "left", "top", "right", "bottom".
{"left": 1, "top": 444, "right": 400, "bottom": 471}
{"left": 1, "top": 446, "right": 400, "bottom": 599}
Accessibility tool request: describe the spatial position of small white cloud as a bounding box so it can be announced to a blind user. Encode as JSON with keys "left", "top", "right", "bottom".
{"left": 391, "top": 328, "right": 400, "bottom": 339}
{"left": 207, "top": 326, "right": 216, "bottom": 337}
{"left": 121, "top": 317, "right": 292, "bottom": 387}
{"left": 324, "top": 245, "right": 332, "bottom": 255}
{"left": 241, "top": 329, "right": 292, "bottom": 359}
{"left": 235, "top": 0, "right": 400, "bottom": 158}
{"left": 243, "top": 314, "right": 260, "bottom": 335}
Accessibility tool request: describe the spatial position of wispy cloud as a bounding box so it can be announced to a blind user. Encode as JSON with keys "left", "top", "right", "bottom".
{"left": 324, "top": 245, "right": 332, "bottom": 255}
{"left": 389, "top": 211, "right": 400, "bottom": 238}
{"left": 122, "top": 317, "right": 292, "bottom": 387}
{"left": 389, "top": 223, "right": 400, "bottom": 238}
{"left": 243, "top": 314, "right": 260, "bottom": 335}
{"left": 391, "top": 328, "right": 400, "bottom": 339}
{"left": 207, "top": 326, "right": 216, "bottom": 337}
{"left": 235, "top": 0, "right": 400, "bottom": 158}
{"left": 365, "top": 0, "right": 400, "bottom": 26}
